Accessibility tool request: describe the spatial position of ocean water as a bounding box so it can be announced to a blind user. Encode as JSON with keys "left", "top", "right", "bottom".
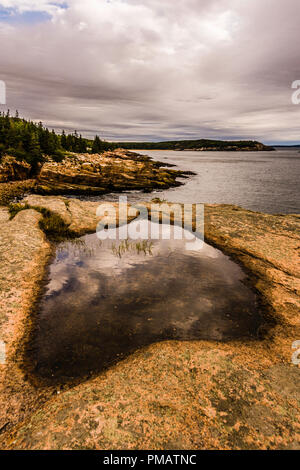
{"left": 97, "top": 149, "right": 300, "bottom": 214}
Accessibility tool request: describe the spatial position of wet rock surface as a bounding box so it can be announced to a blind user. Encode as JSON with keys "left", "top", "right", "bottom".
{"left": 0, "top": 197, "right": 299, "bottom": 449}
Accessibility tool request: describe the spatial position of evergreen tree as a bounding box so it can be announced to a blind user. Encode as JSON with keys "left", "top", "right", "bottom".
{"left": 0, "top": 112, "right": 114, "bottom": 168}
{"left": 92, "top": 135, "right": 103, "bottom": 153}
{"left": 61, "top": 130, "right": 67, "bottom": 149}
{"left": 28, "top": 132, "right": 42, "bottom": 163}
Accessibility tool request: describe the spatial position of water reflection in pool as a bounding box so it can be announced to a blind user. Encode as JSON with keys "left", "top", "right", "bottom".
{"left": 30, "top": 221, "right": 263, "bottom": 384}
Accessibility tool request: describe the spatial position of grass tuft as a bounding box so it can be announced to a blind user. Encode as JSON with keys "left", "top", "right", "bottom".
{"left": 8, "top": 202, "right": 76, "bottom": 241}
{"left": 8, "top": 202, "right": 31, "bottom": 218}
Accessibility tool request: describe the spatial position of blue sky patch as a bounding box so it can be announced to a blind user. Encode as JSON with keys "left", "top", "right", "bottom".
{"left": 0, "top": 3, "right": 68, "bottom": 24}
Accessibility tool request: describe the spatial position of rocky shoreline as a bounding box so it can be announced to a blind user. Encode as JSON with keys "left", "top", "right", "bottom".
{"left": 0, "top": 150, "right": 193, "bottom": 203}
{"left": 0, "top": 196, "right": 299, "bottom": 449}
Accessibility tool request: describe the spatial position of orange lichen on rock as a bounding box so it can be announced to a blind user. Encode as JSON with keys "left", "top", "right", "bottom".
{"left": 0, "top": 198, "right": 299, "bottom": 450}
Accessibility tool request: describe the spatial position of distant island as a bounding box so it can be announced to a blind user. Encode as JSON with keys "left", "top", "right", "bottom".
{"left": 117, "top": 139, "right": 275, "bottom": 152}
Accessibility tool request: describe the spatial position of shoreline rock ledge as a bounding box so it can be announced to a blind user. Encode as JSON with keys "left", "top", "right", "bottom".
{"left": 35, "top": 149, "right": 192, "bottom": 195}
{"left": 0, "top": 197, "right": 299, "bottom": 450}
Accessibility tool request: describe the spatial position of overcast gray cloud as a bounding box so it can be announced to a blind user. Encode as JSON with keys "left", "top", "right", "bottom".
{"left": 0, "top": 0, "right": 300, "bottom": 142}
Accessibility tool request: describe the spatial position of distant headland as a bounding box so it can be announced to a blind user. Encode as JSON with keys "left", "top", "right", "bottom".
{"left": 117, "top": 139, "right": 275, "bottom": 152}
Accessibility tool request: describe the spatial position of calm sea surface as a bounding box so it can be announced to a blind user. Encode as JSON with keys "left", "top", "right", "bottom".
{"left": 98, "top": 149, "right": 300, "bottom": 214}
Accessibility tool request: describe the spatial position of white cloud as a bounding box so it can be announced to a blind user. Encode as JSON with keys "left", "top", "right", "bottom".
{"left": 0, "top": 0, "right": 300, "bottom": 142}
{"left": 0, "top": 0, "right": 67, "bottom": 14}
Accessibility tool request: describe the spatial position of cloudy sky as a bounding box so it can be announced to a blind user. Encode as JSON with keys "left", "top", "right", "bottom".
{"left": 0, "top": 0, "right": 300, "bottom": 143}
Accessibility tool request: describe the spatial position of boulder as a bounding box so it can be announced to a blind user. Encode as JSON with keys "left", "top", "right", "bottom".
{"left": 0, "top": 156, "right": 31, "bottom": 183}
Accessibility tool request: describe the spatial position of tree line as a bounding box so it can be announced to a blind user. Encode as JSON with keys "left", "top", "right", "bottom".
{"left": 116, "top": 138, "right": 273, "bottom": 151}
{"left": 0, "top": 111, "right": 115, "bottom": 170}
